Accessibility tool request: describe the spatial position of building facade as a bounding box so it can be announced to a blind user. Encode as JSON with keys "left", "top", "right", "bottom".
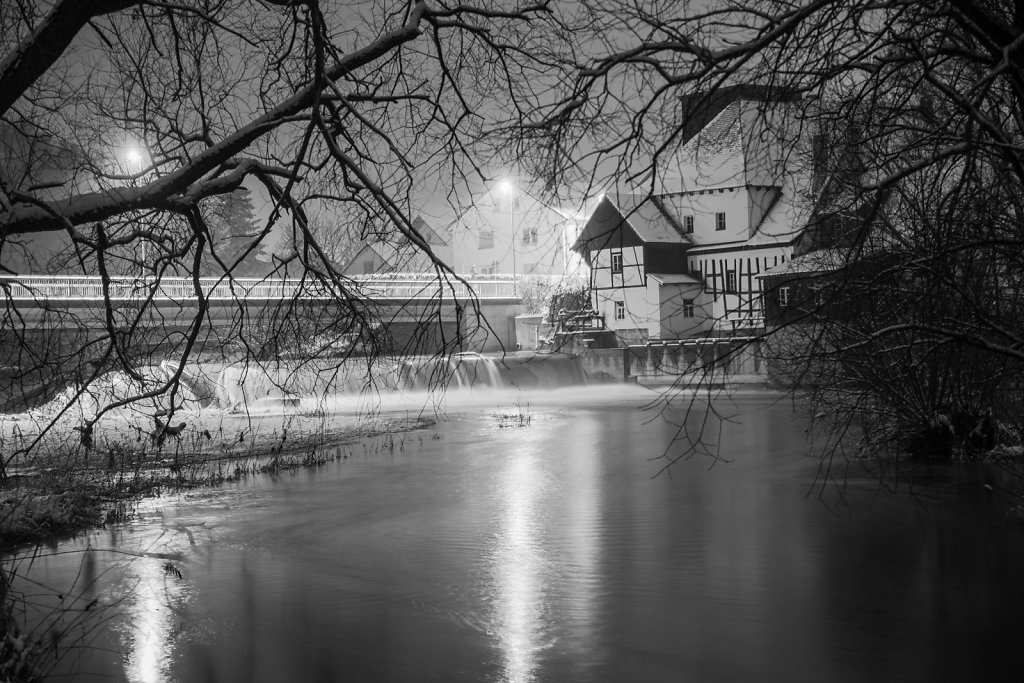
{"left": 573, "top": 88, "right": 811, "bottom": 342}
{"left": 343, "top": 188, "right": 585, "bottom": 280}
{"left": 343, "top": 216, "right": 453, "bottom": 275}
{"left": 448, "top": 185, "right": 585, "bottom": 278}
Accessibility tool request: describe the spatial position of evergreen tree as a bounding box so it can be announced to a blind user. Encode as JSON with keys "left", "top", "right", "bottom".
{"left": 206, "top": 188, "right": 261, "bottom": 276}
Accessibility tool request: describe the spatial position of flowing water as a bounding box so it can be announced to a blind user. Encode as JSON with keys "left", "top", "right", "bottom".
{"left": 8, "top": 386, "right": 1024, "bottom": 682}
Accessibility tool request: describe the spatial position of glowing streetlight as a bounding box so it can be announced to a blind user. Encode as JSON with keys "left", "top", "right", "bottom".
{"left": 122, "top": 143, "right": 148, "bottom": 274}
{"left": 125, "top": 147, "right": 143, "bottom": 170}
{"left": 497, "top": 178, "right": 518, "bottom": 292}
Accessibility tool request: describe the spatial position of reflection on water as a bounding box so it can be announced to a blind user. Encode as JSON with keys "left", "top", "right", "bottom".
{"left": 4, "top": 521, "right": 197, "bottom": 683}
{"left": 119, "top": 556, "right": 176, "bottom": 683}
{"left": 558, "top": 417, "right": 601, "bottom": 679}
{"left": 487, "top": 411, "right": 608, "bottom": 683}
{"left": 9, "top": 389, "right": 1024, "bottom": 682}
{"left": 97, "top": 524, "right": 200, "bottom": 683}
{"left": 493, "top": 447, "right": 546, "bottom": 682}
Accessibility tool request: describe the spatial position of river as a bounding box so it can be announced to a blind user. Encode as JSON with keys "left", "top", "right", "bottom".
{"left": 9, "top": 386, "right": 1024, "bottom": 682}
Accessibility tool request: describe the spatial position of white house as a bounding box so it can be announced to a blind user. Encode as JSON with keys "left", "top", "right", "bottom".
{"left": 448, "top": 184, "right": 585, "bottom": 278}
{"left": 573, "top": 86, "right": 811, "bottom": 342}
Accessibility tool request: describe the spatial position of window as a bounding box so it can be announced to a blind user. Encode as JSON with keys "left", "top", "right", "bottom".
{"left": 611, "top": 250, "right": 623, "bottom": 274}
{"left": 521, "top": 227, "right": 538, "bottom": 245}
{"left": 778, "top": 286, "right": 790, "bottom": 307}
{"left": 726, "top": 270, "right": 737, "bottom": 293}
{"left": 478, "top": 229, "right": 494, "bottom": 249}
{"left": 614, "top": 300, "right": 625, "bottom": 320}
{"left": 684, "top": 215, "right": 694, "bottom": 234}
{"left": 683, "top": 299, "right": 695, "bottom": 318}
{"left": 715, "top": 212, "right": 726, "bottom": 231}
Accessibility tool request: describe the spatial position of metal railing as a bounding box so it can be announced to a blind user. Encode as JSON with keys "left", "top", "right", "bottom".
{"left": 0, "top": 274, "right": 522, "bottom": 303}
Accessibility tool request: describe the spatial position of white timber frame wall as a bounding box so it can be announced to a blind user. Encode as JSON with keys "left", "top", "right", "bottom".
{"left": 576, "top": 92, "right": 810, "bottom": 341}
{"left": 589, "top": 243, "right": 658, "bottom": 341}
{"left": 688, "top": 246, "right": 791, "bottom": 327}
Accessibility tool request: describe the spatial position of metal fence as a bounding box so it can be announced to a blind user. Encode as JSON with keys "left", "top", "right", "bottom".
{"left": 0, "top": 274, "right": 522, "bottom": 303}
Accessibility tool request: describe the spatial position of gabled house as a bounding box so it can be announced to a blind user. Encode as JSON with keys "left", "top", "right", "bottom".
{"left": 448, "top": 184, "right": 584, "bottom": 277}
{"left": 343, "top": 216, "right": 452, "bottom": 275}
{"left": 573, "top": 87, "right": 811, "bottom": 342}
{"left": 573, "top": 193, "right": 704, "bottom": 343}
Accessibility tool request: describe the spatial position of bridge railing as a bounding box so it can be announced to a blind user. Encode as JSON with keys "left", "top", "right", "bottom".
{"left": 0, "top": 274, "right": 525, "bottom": 302}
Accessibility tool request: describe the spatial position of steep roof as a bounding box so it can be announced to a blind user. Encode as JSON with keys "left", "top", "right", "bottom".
{"left": 677, "top": 84, "right": 800, "bottom": 146}
{"left": 673, "top": 88, "right": 798, "bottom": 192}
{"left": 411, "top": 215, "right": 447, "bottom": 246}
{"left": 572, "top": 194, "right": 688, "bottom": 252}
{"left": 761, "top": 248, "right": 850, "bottom": 277}
{"left": 744, "top": 189, "right": 800, "bottom": 246}
{"left": 617, "top": 194, "right": 689, "bottom": 242}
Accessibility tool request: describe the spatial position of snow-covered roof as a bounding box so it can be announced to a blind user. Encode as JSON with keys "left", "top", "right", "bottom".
{"left": 572, "top": 193, "right": 688, "bottom": 251}
{"left": 648, "top": 273, "right": 702, "bottom": 286}
{"left": 761, "top": 249, "right": 851, "bottom": 277}
{"left": 613, "top": 194, "right": 689, "bottom": 243}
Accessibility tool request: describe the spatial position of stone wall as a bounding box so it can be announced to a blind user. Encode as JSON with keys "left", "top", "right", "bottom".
{"left": 561, "top": 338, "right": 770, "bottom": 385}
{"left": 576, "top": 347, "right": 629, "bottom": 382}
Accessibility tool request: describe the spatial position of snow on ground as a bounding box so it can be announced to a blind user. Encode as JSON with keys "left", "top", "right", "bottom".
{"left": 0, "top": 365, "right": 666, "bottom": 474}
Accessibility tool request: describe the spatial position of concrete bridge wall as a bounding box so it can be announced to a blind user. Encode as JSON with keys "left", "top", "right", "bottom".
{"left": 2, "top": 297, "right": 523, "bottom": 354}
{"left": 1, "top": 295, "right": 524, "bottom": 411}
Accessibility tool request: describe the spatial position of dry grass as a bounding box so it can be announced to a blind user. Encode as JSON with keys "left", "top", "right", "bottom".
{"left": 1, "top": 413, "right": 434, "bottom": 552}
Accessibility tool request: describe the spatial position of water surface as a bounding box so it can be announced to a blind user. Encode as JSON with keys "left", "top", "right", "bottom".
{"left": 12, "top": 387, "right": 1024, "bottom": 682}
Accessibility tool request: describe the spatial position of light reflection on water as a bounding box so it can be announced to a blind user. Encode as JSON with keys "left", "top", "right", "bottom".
{"left": 493, "top": 448, "right": 546, "bottom": 683}
{"left": 5, "top": 524, "right": 198, "bottom": 683}
{"left": 487, "top": 412, "right": 606, "bottom": 683}
{"left": 119, "top": 556, "right": 175, "bottom": 683}
{"left": 8, "top": 391, "right": 1024, "bottom": 682}
{"left": 101, "top": 527, "right": 198, "bottom": 683}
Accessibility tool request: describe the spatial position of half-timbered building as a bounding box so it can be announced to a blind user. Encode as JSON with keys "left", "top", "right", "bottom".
{"left": 573, "top": 87, "right": 811, "bottom": 341}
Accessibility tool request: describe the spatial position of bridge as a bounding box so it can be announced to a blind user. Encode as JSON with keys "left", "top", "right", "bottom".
{"left": 1, "top": 273, "right": 528, "bottom": 354}
{"left": 0, "top": 273, "right": 521, "bottom": 302}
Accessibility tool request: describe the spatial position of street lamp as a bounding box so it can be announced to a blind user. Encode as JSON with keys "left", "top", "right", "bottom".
{"left": 497, "top": 178, "right": 517, "bottom": 294}
{"left": 125, "top": 147, "right": 143, "bottom": 170}
{"left": 123, "top": 143, "right": 148, "bottom": 274}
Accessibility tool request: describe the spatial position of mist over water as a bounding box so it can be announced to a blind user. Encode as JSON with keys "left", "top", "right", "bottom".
{"left": 13, "top": 389, "right": 1024, "bottom": 682}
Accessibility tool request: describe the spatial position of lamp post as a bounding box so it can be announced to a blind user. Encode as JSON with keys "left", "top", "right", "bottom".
{"left": 498, "top": 178, "right": 517, "bottom": 295}
{"left": 124, "top": 144, "right": 148, "bottom": 275}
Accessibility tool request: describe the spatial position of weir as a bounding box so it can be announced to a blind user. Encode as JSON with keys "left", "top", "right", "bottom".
{"left": 162, "top": 351, "right": 590, "bottom": 410}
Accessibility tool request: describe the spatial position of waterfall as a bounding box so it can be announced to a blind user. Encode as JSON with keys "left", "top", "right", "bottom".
{"left": 160, "top": 351, "right": 590, "bottom": 410}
